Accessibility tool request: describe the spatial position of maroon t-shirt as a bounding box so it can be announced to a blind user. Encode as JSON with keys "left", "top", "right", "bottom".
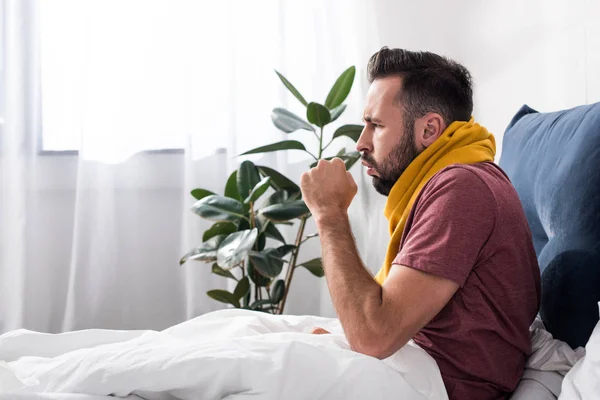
{"left": 393, "top": 162, "right": 541, "bottom": 400}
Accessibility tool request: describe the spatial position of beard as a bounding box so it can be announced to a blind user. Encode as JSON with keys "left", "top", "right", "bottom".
{"left": 362, "top": 122, "right": 419, "bottom": 196}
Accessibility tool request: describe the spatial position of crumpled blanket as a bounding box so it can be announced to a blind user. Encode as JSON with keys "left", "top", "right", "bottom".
{"left": 510, "top": 318, "right": 585, "bottom": 400}
{"left": 0, "top": 309, "right": 448, "bottom": 400}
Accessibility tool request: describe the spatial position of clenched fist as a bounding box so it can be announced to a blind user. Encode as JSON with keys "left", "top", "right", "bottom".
{"left": 300, "top": 158, "right": 358, "bottom": 221}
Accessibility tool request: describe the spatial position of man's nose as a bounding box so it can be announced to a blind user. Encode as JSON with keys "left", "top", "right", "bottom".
{"left": 356, "top": 125, "right": 371, "bottom": 153}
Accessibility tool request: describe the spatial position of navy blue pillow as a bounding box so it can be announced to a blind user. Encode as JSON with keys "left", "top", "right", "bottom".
{"left": 499, "top": 102, "right": 600, "bottom": 349}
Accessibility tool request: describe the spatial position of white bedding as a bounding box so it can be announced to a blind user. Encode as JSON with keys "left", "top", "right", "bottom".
{"left": 0, "top": 309, "right": 448, "bottom": 400}
{"left": 559, "top": 303, "right": 600, "bottom": 400}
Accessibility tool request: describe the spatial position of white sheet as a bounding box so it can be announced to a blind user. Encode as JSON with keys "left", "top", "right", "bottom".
{"left": 511, "top": 317, "right": 586, "bottom": 400}
{"left": 0, "top": 310, "right": 448, "bottom": 400}
{"left": 558, "top": 303, "right": 600, "bottom": 400}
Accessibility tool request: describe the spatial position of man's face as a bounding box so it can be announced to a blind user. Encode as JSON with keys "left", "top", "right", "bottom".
{"left": 356, "top": 76, "right": 420, "bottom": 196}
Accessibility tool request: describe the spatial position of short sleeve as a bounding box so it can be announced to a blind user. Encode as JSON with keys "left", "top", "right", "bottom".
{"left": 393, "top": 166, "right": 497, "bottom": 287}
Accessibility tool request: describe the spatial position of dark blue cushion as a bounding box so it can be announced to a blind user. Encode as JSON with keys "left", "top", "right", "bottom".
{"left": 499, "top": 102, "right": 600, "bottom": 349}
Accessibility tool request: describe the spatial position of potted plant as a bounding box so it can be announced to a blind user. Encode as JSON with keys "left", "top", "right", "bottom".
{"left": 180, "top": 66, "right": 364, "bottom": 314}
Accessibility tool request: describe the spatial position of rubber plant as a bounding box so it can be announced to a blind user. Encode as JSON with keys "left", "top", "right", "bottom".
{"left": 180, "top": 66, "right": 364, "bottom": 314}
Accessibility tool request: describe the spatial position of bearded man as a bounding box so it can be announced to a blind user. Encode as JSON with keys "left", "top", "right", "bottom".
{"left": 300, "top": 47, "right": 541, "bottom": 400}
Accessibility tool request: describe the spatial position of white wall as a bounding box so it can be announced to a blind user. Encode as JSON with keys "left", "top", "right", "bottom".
{"left": 371, "top": 0, "right": 600, "bottom": 158}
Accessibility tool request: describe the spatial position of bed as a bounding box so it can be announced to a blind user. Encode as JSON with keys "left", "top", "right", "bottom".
{"left": 1, "top": 102, "right": 599, "bottom": 399}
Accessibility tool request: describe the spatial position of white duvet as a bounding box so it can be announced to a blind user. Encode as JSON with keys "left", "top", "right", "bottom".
{"left": 0, "top": 309, "right": 448, "bottom": 400}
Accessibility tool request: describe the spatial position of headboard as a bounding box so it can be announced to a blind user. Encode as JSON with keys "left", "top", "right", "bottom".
{"left": 499, "top": 102, "right": 600, "bottom": 349}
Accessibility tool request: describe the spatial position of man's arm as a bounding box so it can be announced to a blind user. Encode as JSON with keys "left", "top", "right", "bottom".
{"left": 300, "top": 158, "right": 459, "bottom": 359}
{"left": 315, "top": 210, "right": 458, "bottom": 359}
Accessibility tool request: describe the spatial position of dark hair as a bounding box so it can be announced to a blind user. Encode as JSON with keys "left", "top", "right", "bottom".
{"left": 367, "top": 47, "right": 473, "bottom": 125}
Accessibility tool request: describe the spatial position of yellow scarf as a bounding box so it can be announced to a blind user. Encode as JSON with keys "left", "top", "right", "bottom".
{"left": 374, "top": 118, "right": 496, "bottom": 285}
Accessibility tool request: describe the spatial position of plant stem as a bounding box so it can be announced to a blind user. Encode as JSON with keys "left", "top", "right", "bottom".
{"left": 321, "top": 138, "right": 333, "bottom": 153}
{"left": 249, "top": 202, "right": 260, "bottom": 305}
{"left": 303, "top": 149, "right": 319, "bottom": 161}
{"left": 311, "top": 130, "right": 320, "bottom": 141}
{"left": 277, "top": 216, "right": 308, "bottom": 314}
{"left": 299, "top": 233, "right": 319, "bottom": 245}
{"left": 266, "top": 289, "right": 274, "bottom": 314}
{"left": 249, "top": 202, "right": 256, "bottom": 230}
{"left": 317, "top": 127, "right": 324, "bottom": 159}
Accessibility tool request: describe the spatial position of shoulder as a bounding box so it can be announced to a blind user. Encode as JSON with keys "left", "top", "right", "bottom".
{"left": 423, "top": 163, "right": 495, "bottom": 196}
{"left": 414, "top": 163, "right": 499, "bottom": 216}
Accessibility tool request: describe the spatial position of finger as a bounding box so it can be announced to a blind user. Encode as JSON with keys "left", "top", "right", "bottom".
{"left": 346, "top": 171, "right": 358, "bottom": 188}
{"left": 311, "top": 327, "right": 330, "bottom": 335}
{"left": 331, "top": 157, "right": 345, "bottom": 169}
{"left": 300, "top": 171, "right": 309, "bottom": 185}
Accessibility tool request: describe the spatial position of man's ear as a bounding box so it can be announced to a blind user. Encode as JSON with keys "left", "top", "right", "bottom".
{"left": 415, "top": 113, "right": 446, "bottom": 149}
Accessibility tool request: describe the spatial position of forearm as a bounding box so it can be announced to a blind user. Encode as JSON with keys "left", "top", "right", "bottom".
{"left": 315, "top": 212, "right": 385, "bottom": 352}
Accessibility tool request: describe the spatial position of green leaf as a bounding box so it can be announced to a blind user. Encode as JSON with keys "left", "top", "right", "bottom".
{"left": 248, "top": 262, "right": 271, "bottom": 287}
{"left": 225, "top": 171, "right": 241, "bottom": 201}
{"left": 264, "top": 221, "right": 286, "bottom": 243}
{"left": 250, "top": 299, "right": 275, "bottom": 309}
{"left": 237, "top": 161, "right": 261, "bottom": 201}
{"left": 260, "top": 200, "right": 310, "bottom": 222}
{"left": 257, "top": 166, "right": 300, "bottom": 194}
{"left": 240, "top": 140, "right": 307, "bottom": 156}
{"left": 271, "top": 279, "right": 285, "bottom": 303}
{"left": 207, "top": 289, "right": 240, "bottom": 308}
{"left": 306, "top": 102, "right": 331, "bottom": 128}
{"left": 260, "top": 200, "right": 310, "bottom": 221}
{"left": 256, "top": 232, "right": 267, "bottom": 251}
{"left": 325, "top": 66, "right": 356, "bottom": 110}
{"left": 217, "top": 228, "right": 258, "bottom": 269}
{"left": 336, "top": 147, "right": 346, "bottom": 157}
{"left": 203, "top": 222, "right": 237, "bottom": 242}
{"left": 271, "top": 108, "right": 315, "bottom": 133}
{"left": 264, "top": 190, "right": 291, "bottom": 207}
{"left": 255, "top": 214, "right": 268, "bottom": 233}
{"left": 211, "top": 263, "right": 237, "bottom": 280}
{"left": 332, "top": 124, "right": 364, "bottom": 143}
{"left": 275, "top": 70, "right": 308, "bottom": 107}
{"left": 243, "top": 291, "right": 251, "bottom": 308}
{"left": 180, "top": 234, "right": 227, "bottom": 265}
{"left": 329, "top": 104, "right": 347, "bottom": 123}
{"left": 191, "top": 188, "right": 215, "bottom": 201}
{"left": 277, "top": 244, "right": 296, "bottom": 257}
{"left": 244, "top": 177, "right": 271, "bottom": 204}
{"left": 248, "top": 248, "right": 284, "bottom": 278}
{"left": 309, "top": 151, "right": 361, "bottom": 170}
{"left": 192, "top": 195, "right": 245, "bottom": 222}
{"left": 233, "top": 276, "right": 250, "bottom": 300}
{"left": 298, "top": 258, "right": 325, "bottom": 277}
{"left": 343, "top": 151, "right": 361, "bottom": 170}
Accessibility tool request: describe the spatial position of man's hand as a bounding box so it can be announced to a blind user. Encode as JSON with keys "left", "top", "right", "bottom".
{"left": 300, "top": 158, "right": 358, "bottom": 221}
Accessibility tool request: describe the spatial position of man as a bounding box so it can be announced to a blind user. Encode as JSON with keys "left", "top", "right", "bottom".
{"left": 300, "top": 47, "right": 541, "bottom": 400}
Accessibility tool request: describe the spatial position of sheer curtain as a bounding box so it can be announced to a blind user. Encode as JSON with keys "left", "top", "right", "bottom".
{"left": 3, "top": 0, "right": 597, "bottom": 334}
{"left": 0, "top": 0, "right": 381, "bottom": 333}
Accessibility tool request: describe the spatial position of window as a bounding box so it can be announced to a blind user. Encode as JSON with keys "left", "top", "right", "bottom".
{"left": 39, "top": 0, "right": 188, "bottom": 154}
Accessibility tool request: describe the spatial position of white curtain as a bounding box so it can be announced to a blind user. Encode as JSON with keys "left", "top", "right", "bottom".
{"left": 2, "top": 0, "right": 598, "bottom": 334}
{"left": 0, "top": 0, "right": 381, "bottom": 333}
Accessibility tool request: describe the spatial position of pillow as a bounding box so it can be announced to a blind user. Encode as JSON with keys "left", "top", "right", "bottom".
{"left": 499, "top": 102, "right": 600, "bottom": 348}
{"left": 558, "top": 302, "right": 600, "bottom": 399}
